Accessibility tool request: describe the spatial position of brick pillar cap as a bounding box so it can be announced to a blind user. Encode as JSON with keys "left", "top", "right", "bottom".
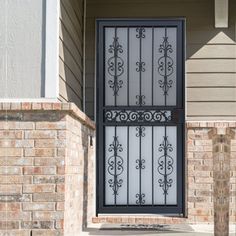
{"left": 0, "top": 102, "right": 95, "bottom": 130}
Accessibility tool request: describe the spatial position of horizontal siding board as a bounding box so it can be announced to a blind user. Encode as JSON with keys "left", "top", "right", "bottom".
{"left": 59, "top": 21, "right": 83, "bottom": 65}
{"left": 58, "top": 94, "right": 67, "bottom": 102}
{"left": 186, "top": 59, "right": 236, "bottom": 73}
{"left": 187, "top": 74, "right": 236, "bottom": 87}
{"left": 187, "top": 29, "right": 236, "bottom": 45}
{"left": 59, "top": 39, "right": 83, "bottom": 82}
{"left": 187, "top": 102, "right": 236, "bottom": 116}
{"left": 187, "top": 88, "right": 236, "bottom": 101}
{"left": 59, "top": 77, "right": 83, "bottom": 107}
{"left": 59, "top": 0, "right": 84, "bottom": 110}
{"left": 59, "top": 58, "right": 83, "bottom": 94}
{"left": 60, "top": 3, "right": 83, "bottom": 49}
{"left": 60, "top": 19, "right": 83, "bottom": 56}
{"left": 70, "top": 0, "right": 83, "bottom": 23}
{"left": 187, "top": 44, "right": 236, "bottom": 59}
{"left": 62, "top": 0, "right": 83, "bottom": 30}
{"left": 87, "top": 2, "right": 213, "bottom": 17}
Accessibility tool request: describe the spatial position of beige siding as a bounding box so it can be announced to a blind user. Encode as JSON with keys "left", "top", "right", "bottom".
{"left": 59, "top": 0, "right": 84, "bottom": 109}
{"left": 85, "top": 0, "right": 236, "bottom": 120}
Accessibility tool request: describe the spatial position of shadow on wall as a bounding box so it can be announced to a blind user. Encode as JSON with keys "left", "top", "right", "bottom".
{"left": 59, "top": 0, "right": 84, "bottom": 111}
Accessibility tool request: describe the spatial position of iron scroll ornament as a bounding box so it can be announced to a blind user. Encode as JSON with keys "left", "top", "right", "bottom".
{"left": 135, "top": 126, "right": 146, "bottom": 205}
{"left": 136, "top": 27, "right": 146, "bottom": 106}
{"left": 107, "top": 136, "right": 124, "bottom": 196}
{"left": 157, "top": 136, "right": 174, "bottom": 196}
{"left": 104, "top": 109, "right": 172, "bottom": 123}
{"left": 158, "top": 32, "right": 174, "bottom": 96}
{"left": 107, "top": 36, "right": 124, "bottom": 96}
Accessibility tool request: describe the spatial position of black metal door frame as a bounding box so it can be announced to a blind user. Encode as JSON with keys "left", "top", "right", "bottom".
{"left": 96, "top": 19, "right": 185, "bottom": 215}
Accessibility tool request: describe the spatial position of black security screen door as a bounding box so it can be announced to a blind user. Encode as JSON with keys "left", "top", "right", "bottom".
{"left": 97, "top": 19, "right": 185, "bottom": 214}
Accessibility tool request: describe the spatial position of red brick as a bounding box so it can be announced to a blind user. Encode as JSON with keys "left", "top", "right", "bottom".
{"left": 56, "top": 202, "right": 64, "bottom": 211}
{"left": 23, "top": 202, "right": 55, "bottom": 211}
{"left": 56, "top": 185, "right": 65, "bottom": 193}
{"left": 33, "top": 211, "right": 64, "bottom": 220}
{"left": 0, "top": 148, "right": 22, "bottom": 157}
{"left": 21, "top": 103, "right": 32, "bottom": 110}
{"left": 52, "top": 103, "right": 62, "bottom": 110}
{"left": 33, "top": 176, "right": 64, "bottom": 184}
{"left": 36, "top": 122, "right": 66, "bottom": 130}
{"left": 23, "top": 167, "right": 56, "bottom": 175}
{"left": 0, "top": 203, "right": 21, "bottom": 211}
{"left": 0, "top": 185, "right": 22, "bottom": 194}
{"left": 0, "top": 166, "right": 22, "bottom": 175}
{"left": 0, "top": 157, "right": 33, "bottom": 166}
{"left": 0, "top": 221, "right": 19, "bottom": 229}
{"left": 25, "top": 130, "right": 57, "bottom": 139}
{"left": 0, "top": 130, "right": 23, "bottom": 139}
{"left": 0, "top": 175, "right": 32, "bottom": 184}
{"left": 24, "top": 148, "right": 55, "bottom": 157}
{"left": 23, "top": 184, "right": 55, "bottom": 193}
{"left": 34, "top": 157, "right": 64, "bottom": 166}
{"left": 0, "top": 211, "right": 31, "bottom": 220}
{"left": 35, "top": 139, "right": 66, "bottom": 148}
{"left": 33, "top": 193, "right": 64, "bottom": 202}
{"left": 32, "top": 230, "right": 63, "bottom": 236}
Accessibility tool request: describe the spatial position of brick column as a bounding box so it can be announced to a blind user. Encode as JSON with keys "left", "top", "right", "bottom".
{"left": 210, "top": 128, "right": 234, "bottom": 236}
{"left": 0, "top": 103, "right": 95, "bottom": 236}
{"left": 186, "top": 124, "right": 214, "bottom": 223}
{"left": 186, "top": 122, "right": 236, "bottom": 228}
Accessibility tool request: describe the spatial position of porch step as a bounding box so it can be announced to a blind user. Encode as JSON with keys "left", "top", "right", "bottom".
{"left": 92, "top": 215, "right": 187, "bottom": 224}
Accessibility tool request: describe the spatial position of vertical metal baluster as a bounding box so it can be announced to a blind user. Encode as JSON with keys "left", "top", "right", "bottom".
{"left": 127, "top": 126, "right": 129, "bottom": 206}
{"left": 114, "top": 126, "right": 117, "bottom": 205}
{"left": 151, "top": 28, "right": 154, "bottom": 206}
{"left": 139, "top": 125, "right": 142, "bottom": 205}
{"left": 164, "top": 27, "right": 167, "bottom": 106}
{"left": 152, "top": 27, "right": 154, "bottom": 106}
{"left": 114, "top": 27, "right": 117, "bottom": 107}
{"left": 139, "top": 28, "right": 142, "bottom": 107}
{"left": 127, "top": 27, "right": 130, "bottom": 106}
{"left": 164, "top": 125, "right": 167, "bottom": 205}
{"left": 152, "top": 126, "right": 154, "bottom": 205}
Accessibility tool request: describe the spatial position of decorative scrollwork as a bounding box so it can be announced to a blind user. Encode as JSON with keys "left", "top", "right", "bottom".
{"left": 104, "top": 110, "right": 172, "bottom": 123}
{"left": 107, "top": 136, "right": 124, "bottom": 196}
{"left": 136, "top": 95, "right": 145, "bottom": 106}
{"left": 136, "top": 27, "right": 145, "bottom": 38}
{"left": 136, "top": 61, "right": 145, "bottom": 72}
{"left": 136, "top": 159, "right": 145, "bottom": 169}
{"left": 107, "top": 36, "right": 124, "bottom": 96}
{"left": 157, "top": 136, "right": 174, "bottom": 196}
{"left": 136, "top": 193, "right": 145, "bottom": 205}
{"left": 136, "top": 126, "right": 145, "bottom": 137}
{"left": 158, "top": 33, "right": 174, "bottom": 96}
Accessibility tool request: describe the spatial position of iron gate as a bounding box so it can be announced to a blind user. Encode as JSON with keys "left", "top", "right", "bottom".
{"left": 97, "top": 19, "right": 185, "bottom": 214}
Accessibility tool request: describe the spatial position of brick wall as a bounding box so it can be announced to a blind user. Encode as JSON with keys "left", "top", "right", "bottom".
{"left": 93, "top": 122, "right": 236, "bottom": 227}
{"left": 0, "top": 103, "right": 95, "bottom": 236}
{"left": 1, "top": 102, "right": 236, "bottom": 234}
{"left": 187, "top": 124, "right": 214, "bottom": 223}
{"left": 187, "top": 122, "right": 236, "bottom": 226}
